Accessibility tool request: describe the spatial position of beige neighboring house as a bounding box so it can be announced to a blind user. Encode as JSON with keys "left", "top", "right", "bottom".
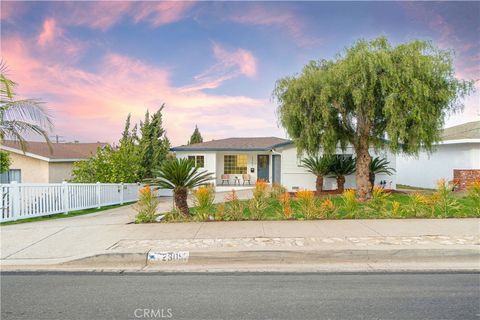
{"left": 0, "top": 141, "right": 106, "bottom": 183}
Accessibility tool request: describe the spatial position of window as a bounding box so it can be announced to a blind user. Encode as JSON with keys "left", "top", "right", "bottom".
{"left": 0, "top": 169, "right": 21, "bottom": 183}
{"left": 224, "top": 155, "right": 247, "bottom": 174}
{"left": 187, "top": 156, "right": 204, "bottom": 168}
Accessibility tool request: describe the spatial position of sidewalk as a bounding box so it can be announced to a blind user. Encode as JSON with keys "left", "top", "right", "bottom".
{"left": 1, "top": 199, "right": 479, "bottom": 272}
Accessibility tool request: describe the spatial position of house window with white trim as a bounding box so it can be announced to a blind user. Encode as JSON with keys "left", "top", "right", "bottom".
{"left": 187, "top": 156, "right": 204, "bottom": 168}
{"left": 224, "top": 155, "right": 247, "bottom": 174}
{"left": 0, "top": 169, "right": 21, "bottom": 183}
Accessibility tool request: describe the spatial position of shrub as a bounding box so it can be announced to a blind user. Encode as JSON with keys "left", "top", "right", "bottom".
{"left": 296, "top": 189, "right": 320, "bottom": 219}
{"left": 215, "top": 203, "right": 225, "bottom": 221}
{"left": 270, "top": 183, "right": 287, "bottom": 199}
{"left": 465, "top": 180, "right": 480, "bottom": 216}
{"left": 366, "top": 186, "right": 390, "bottom": 217}
{"left": 249, "top": 181, "right": 269, "bottom": 220}
{"left": 192, "top": 185, "right": 215, "bottom": 221}
{"left": 164, "top": 208, "right": 184, "bottom": 222}
{"left": 404, "top": 192, "right": 430, "bottom": 218}
{"left": 431, "top": 178, "right": 461, "bottom": 218}
{"left": 320, "top": 198, "right": 336, "bottom": 219}
{"left": 341, "top": 189, "right": 358, "bottom": 218}
{"left": 278, "top": 192, "right": 292, "bottom": 219}
{"left": 224, "top": 190, "right": 244, "bottom": 221}
{"left": 391, "top": 201, "right": 401, "bottom": 218}
{"left": 134, "top": 186, "right": 159, "bottom": 223}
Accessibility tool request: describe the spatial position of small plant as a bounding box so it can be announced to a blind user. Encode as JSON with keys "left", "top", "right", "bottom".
{"left": 192, "top": 185, "right": 215, "bottom": 221}
{"left": 224, "top": 190, "right": 244, "bottom": 221}
{"left": 249, "top": 181, "right": 269, "bottom": 220}
{"left": 341, "top": 189, "right": 358, "bottom": 218}
{"left": 134, "top": 186, "right": 159, "bottom": 223}
{"left": 390, "top": 201, "right": 401, "bottom": 218}
{"left": 366, "top": 186, "right": 390, "bottom": 217}
{"left": 164, "top": 208, "right": 184, "bottom": 222}
{"left": 278, "top": 192, "right": 292, "bottom": 219}
{"left": 296, "top": 189, "right": 320, "bottom": 219}
{"left": 320, "top": 197, "right": 336, "bottom": 219}
{"left": 431, "top": 178, "right": 461, "bottom": 218}
{"left": 404, "top": 192, "right": 430, "bottom": 218}
{"left": 215, "top": 203, "right": 225, "bottom": 221}
{"left": 465, "top": 180, "right": 480, "bottom": 216}
{"left": 270, "top": 183, "right": 287, "bottom": 199}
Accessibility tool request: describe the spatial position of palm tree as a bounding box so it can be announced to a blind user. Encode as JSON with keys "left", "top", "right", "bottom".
{"left": 149, "top": 158, "right": 213, "bottom": 216}
{"left": 301, "top": 155, "right": 333, "bottom": 192}
{"left": 0, "top": 61, "right": 52, "bottom": 151}
{"left": 369, "top": 157, "right": 396, "bottom": 190}
{"left": 329, "top": 156, "right": 356, "bottom": 192}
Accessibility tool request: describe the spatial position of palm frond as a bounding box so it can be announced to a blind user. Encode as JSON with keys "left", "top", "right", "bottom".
{"left": 301, "top": 155, "right": 333, "bottom": 176}
{"left": 370, "top": 157, "right": 396, "bottom": 175}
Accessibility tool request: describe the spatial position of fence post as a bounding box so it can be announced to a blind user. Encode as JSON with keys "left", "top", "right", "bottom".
{"left": 62, "top": 181, "right": 69, "bottom": 214}
{"left": 9, "top": 181, "right": 20, "bottom": 221}
{"left": 96, "top": 182, "right": 101, "bottom": 208}
{"left": 120, "top": 183, "right": 124, "bottom": 205}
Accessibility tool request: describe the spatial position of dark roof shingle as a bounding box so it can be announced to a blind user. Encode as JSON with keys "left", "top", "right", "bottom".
{"left": 172, "top": 137, "right": 292, "bottom": 151}
{"left": 1, "top": 140, "right": 107, "bottom": 160}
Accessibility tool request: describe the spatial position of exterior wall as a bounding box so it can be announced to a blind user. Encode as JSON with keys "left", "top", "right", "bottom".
{"left": 396, "top": 143, "right": 480, "bottom": 189}
{"left": 278, "top": 145, "right": 397, "bottom": 191}
{"left": 6, "top": 152, "right": 50, "bottom": 183}
{"left": 175, "top": 151, "right": 217, "bottom": 183}
{"left": 48, "top": 162, "right": 75, "bottom": 183}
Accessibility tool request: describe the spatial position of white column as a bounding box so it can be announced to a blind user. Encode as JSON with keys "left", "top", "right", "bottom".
{"left": 62, "top": 181, "right": 69, "bottom": 214}
{"left": 96, "top": 182, "right": 101, "bottom": 208}
{"left": 9, "top": 181, "right": 20, "bottom": 221}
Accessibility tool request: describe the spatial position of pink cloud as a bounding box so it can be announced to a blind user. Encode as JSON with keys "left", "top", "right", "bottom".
{"left": 38, "top": 18, "right": 61, "bottom": 46}
{"left": 228, "top": 4, "right": 320, "bottom": 47}
{"left": 1, "top": 34, "right": 275, "bottom": 145}
{"left": 182, "top": 43, "right": 257, "bottom": 92}
{"left": 133, "top": 2, "right": 195, "bottom": 27}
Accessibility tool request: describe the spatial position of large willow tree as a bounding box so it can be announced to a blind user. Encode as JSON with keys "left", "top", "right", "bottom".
{"left": 274, "top": 37, "right": 473, "bottom": 200}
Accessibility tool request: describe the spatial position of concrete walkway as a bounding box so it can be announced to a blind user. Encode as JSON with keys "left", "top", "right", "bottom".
{"left": 0, "top": 190, "right": 478, "bottom": 272}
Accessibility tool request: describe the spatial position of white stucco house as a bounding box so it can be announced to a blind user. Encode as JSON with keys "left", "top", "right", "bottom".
{"left": 396, "top": 121, "right": 480, "bottom": 189}
{"left": 171, "top": 137, "right": 397, "bottom": 192}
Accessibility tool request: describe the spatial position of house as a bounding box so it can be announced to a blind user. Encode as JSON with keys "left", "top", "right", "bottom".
{"left": 396, "top": 121, "right": 480, "bottom": 189}
{"left": 0, "top": 140, "right": 106, "bottom": 183}
{"left": 171, "top": 137, "right": 397, "bottom": 191}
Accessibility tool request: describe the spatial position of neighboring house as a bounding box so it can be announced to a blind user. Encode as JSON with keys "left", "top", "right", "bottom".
{"left": 171, "top": 137, "right": 397, "bottom": 191}
{"left": 0, "top": 141, "right": 106, "bottom": 183}
{"left": 397, "top": 121, "right": 480, "bottom": 189}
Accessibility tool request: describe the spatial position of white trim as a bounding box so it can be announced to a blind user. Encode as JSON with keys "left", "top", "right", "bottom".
{"left": 437, "top": 139, "right": 480, "bottom": 145}
{"left": 0, "top": 145, "right": 81, "bottom": 163}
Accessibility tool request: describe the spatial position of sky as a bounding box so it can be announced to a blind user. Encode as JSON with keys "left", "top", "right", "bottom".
{"left": 1, "top": 1, "right": 479, "bottom": 146}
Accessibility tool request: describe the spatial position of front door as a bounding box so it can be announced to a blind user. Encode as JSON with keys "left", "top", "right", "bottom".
{"left": 257, "top": 155, "right": 270, "bottom": 182}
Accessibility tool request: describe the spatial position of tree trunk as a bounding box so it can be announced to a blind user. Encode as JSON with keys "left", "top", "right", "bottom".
{"left": 174, "top": 188, "right": 190, "bottom": 216}
{"left": 355, "top": 140, "right": 372, "bottom": 201}
{"left": 337, "top": 176, "right": 346, "bottom": 192}
{"left": 316, "top": 175, "right": 324, "bottom": 193}
{"left": 369, "top": 172, "right": 375, "bottom": 191}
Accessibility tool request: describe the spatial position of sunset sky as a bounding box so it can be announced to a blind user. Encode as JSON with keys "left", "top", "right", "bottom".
{"left": 1, "top": 1, "right": 479, "bottom": 146}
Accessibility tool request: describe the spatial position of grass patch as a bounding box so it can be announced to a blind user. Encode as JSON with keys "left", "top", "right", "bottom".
{"left": 0, "top": 202, "right": 135, "bottom": 226}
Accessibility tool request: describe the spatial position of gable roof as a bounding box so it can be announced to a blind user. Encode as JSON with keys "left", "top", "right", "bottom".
{"left": 0, "top": 140, "right": 107, "bottom": 162}
{"left": 171, "top": 137, "right": 292, "bottom": 151}
{"left": 441, "top": 121, "right": 480, "bottom": 141}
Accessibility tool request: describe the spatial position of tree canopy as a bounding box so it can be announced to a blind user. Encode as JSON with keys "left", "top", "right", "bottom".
{"left": 188, "top": 125, "right": 203, "bottom": 145}
{"left": 273, "top": 37, "right": 473, "bottom": 199}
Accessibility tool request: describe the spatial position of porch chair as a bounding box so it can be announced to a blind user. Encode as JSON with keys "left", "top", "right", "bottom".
{"left": 242, "top": 174, "right": 251, "bottom": 185}
{"left": 221, "top": 174, "right": 230, "bottom": 185}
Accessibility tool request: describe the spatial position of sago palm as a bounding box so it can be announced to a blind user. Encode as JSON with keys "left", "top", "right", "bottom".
{"left": 149, "top": 158, "right": 213, "bottom": 216}
{"left": 301, "top": 155, "right": 332, "bottom": 192}
{"left": 0, "top": 61, "right": 52, "bottom": 151}
{"left": 369, "top": 157, "right": 396, "bottom": 190}
{"left": 329, "top": 156, "right": 356, "bottom": 192}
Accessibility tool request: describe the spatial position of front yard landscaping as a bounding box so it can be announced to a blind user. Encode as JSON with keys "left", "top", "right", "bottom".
{"left": 138, "top": 180, "right": 480, "bottom": 223}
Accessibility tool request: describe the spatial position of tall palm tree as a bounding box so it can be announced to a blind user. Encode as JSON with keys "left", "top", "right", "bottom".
{"left": 0, "top": 61, "right": 52, "bottom": 151}
{"left": 369, "top": 157, "right": 396, "bottom": 190}
{"left": 329, "top": 156, "right": 356, "bottom": 192}
{"left": 301, "top": 155, "right": 333, "bottom": 192}
{"left": 149, "top": 158, "right": 213, "bottom": 216}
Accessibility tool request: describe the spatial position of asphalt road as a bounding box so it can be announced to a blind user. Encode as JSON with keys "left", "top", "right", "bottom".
{"left": 1, "top": 272, "right": 479, "bottom": 320}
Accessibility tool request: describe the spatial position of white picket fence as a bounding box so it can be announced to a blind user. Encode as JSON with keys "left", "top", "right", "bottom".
{"left": 0, "top": 182, "right": 142, "bottom": 222}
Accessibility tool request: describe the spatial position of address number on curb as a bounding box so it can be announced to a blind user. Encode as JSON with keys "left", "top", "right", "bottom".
{"left": 148, "top": 251, "right": 190, "bottom": 262}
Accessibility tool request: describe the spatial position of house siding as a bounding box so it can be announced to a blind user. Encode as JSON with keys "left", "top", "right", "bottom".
{"left": 397, "top": 142, "right": 480, "bottom": 189}
{"left": 7, "top": 152, "right": 50, "bottom": 183}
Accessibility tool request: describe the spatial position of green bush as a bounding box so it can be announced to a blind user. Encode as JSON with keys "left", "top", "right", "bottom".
{"left": 134, "top": 186, "right": 159, "bottom": 223}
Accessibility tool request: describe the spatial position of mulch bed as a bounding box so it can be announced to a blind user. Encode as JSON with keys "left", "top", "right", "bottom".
{"left": 288, "top": 188, "right": 407, "bottom": 198}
